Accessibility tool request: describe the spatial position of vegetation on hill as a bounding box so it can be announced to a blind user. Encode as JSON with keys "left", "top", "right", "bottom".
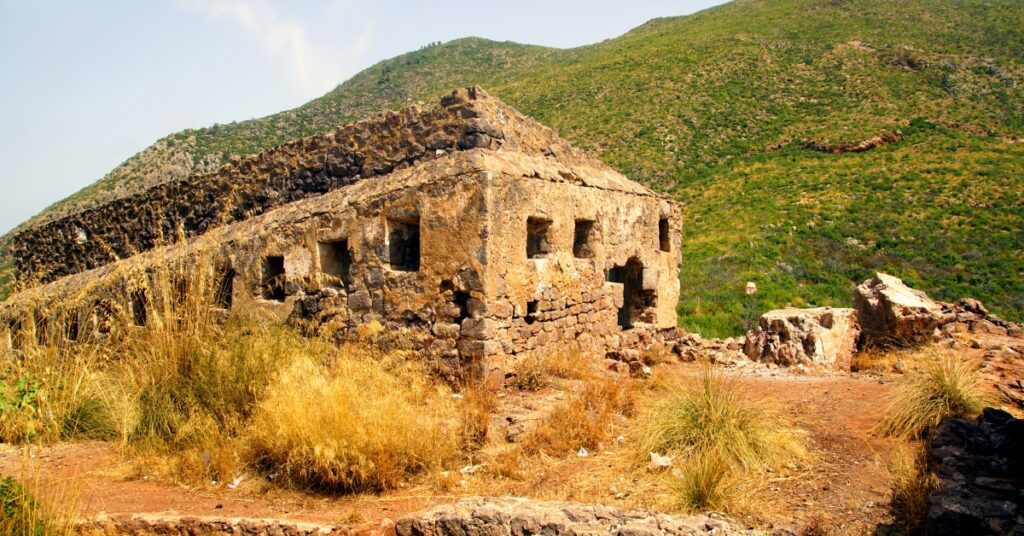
{"left": 4, "top": 0, "right": 1023, "bottom": 335}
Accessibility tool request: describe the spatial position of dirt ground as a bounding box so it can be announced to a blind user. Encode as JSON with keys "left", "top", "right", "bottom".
{"left": 0, "top": 363, "right": 910, "bottom": 534}
{"left": 3, "top": 328, "right": 1022, "bottom": 535}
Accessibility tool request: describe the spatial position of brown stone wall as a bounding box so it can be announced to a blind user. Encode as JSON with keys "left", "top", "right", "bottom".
{"left": 1, "top": 149, "right": 680, "bottom": 379}
{"left": 9, "top": 87, "right": 607, "bottom": 287}
{"left": 470, "top": 171, "right": 681, "bottom": 372}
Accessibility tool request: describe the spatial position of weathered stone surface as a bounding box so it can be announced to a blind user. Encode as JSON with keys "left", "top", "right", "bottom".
{"left": 854, "top": 273, "right": 942, "bottom": 347}
{"left": 9, "top": 87, "right": 646, "bottom": 287}
{"left": 79, "top": 512, "right": 348, "bottom": 534}
{"left": 743, "top": 307, "right": 860, "bottom": 369}
{"left": 394, "top": 496, "right": 746, "bottom": 535}
{"left": 0, "top": 88, "right": 682, "bottom": 379}
{"left": 926, "top": 408, "right": 1024, "bottom": 535}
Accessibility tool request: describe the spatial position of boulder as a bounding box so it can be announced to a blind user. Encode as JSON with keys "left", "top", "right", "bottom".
{"left": 854, "top": 273, "right": 942, "bottom": 348}
{"left": 743, "top": 307, "right": 860, "bottom": 369}
{"left": 926, "top": 408, "right": 1024, "bottom": 535}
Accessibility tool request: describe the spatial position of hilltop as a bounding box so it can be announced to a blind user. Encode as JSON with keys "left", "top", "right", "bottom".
{"left": 3, "top": 0, "right": 1022, "bottom": 335}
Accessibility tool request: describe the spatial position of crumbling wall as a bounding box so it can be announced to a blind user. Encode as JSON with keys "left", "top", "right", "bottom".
{"left": 2, "top": 148, "right": 681, "bottom": 380}
{"left": 9, "top": 87, "right": 605, "bottom": 287}
{"left": 474, "top": 171, "right": 681, "bottom": 374}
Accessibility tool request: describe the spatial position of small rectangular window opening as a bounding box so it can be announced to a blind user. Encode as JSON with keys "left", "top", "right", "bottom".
{"left": 526, "top": 217, "right": 552, "bottom": 259}
{"left": 525, "top": 300, "right": 539, "bottom": 325}
{"left": 319, "top": 240, "right": 353, "bottom": 287}
{"left": 131, "top": 289, "right": 148, "bottom": 326}
{"left": 659, "top": 218, "right": 671, "bottom": 252}
{"left": 388, "top": 219, "right": 420, "bottom": 272}
{"left": 573, "top": 219, "right": 596, "bottom": 259}
{"left": 262, "top": 256, "right": 287, "bottom": 301}
{"left": 215, "top": 268, "right": 235, "bottom": 309}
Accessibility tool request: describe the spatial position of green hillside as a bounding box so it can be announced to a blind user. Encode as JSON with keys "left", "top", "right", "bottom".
{"left": 3, "top": 0, "right": 1023, "bottom": 334}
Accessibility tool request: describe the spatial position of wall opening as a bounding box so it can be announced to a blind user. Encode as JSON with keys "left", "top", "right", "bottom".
{"left": 573, "top": 219, "right": 596, "bottom": 259}
{"left": 66, "top": 315, "right": 80, "bottom": 342}
{"left": 215, "top": 267, "right": 235, "bottom": 309}
{"left": 615, "top": 257, "right": 655, "bottom": 330}
{"left": 262, "top": 256, "right": 287, "bottom": 301}
{"left": 94, "top": 300, "right": 116, "bottom": 335}
{"left": 659, "top": 218, "right": 671, "bottom": 252}
{"left": 525, "top": 300, "right": 539, "bottom": 325}
{"left": 8, "top": 319, "right": 24, "bottom": 350}
{"left": 319, "top": 239, "right": 353, "bottom": 288}
{"left": 453, "top": 291, "right": 471, "bottom": 323}
{"left": 388, "top": 219, "right": 420, "bottom": 272}
{"left": 440, "top": 280, "right": 470, "bottom": 323}
{"left": 131, "top": 289, "right": 148, "bottom": 326}
{"left": 526, "top": 217, "right": 552, "bottom": 259}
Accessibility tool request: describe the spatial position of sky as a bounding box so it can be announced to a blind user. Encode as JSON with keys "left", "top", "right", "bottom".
{"left": 0, "top": 0, "right": 726, "bottom": 236}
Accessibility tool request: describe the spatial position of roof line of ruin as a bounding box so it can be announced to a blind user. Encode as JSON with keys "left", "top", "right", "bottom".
{"left": 0, "top": 148, "right": 663, "bottom": 315}
{"left": 9, "top": 87, "right": 668, "bottom": 288}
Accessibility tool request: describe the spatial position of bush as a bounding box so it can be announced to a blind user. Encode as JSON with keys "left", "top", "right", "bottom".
{"left": 633, "top": 365, "right": 804, "bottom": 513}
{"left": 876, "top": 351, "right": 990, "bottom": 439}
{"left": 246, "top": 349, "right": 460, "bottom": 492}
{"left": 634, "top": 364, "right": 803, "bottom": 472}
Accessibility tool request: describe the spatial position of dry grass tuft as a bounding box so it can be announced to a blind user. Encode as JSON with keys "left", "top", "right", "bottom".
{"left": 522, "top": 377, "right": 638, "bottom": 456}
{"left": 876, "top": 350, "right": 991, "bottom": 439}
{"left": 634, "top": 364, "right": 804, "bottom": 513}
{"left": 887, "top": 442, "right": 938, "bottom": 533}
{"left": 511, "top": 355, "right": 548, "bottom": 391}
{"left": 0, "top": 453, "right": 80, "bottom": 536}
{"left": 635, "top": 364, "right": 804, "bottom": 472}
{"left": 246, "top": 349, "right": 460, "bottom": 492}
{"left": 488, "top": 446, "right": 526, "bottom": 481}
{"left": 543, "top": 348, "right": 592, "bottom": 380}
{"left": 458, "top": 381, "right": 495, "bottom": 448}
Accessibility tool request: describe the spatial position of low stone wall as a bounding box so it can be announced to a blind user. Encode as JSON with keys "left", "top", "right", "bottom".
{"left": 394, "top": 496, "right": 743, "bottom": 536}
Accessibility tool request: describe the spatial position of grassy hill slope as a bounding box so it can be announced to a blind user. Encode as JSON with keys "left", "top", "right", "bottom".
{"left": 3, "top": 0, "right": 1022, "bottom": 335}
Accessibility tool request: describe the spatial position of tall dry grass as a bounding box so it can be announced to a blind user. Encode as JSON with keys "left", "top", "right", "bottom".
{"left": 876, "top": 350, "right": 991, "bottom": 439}
{"left": 634, "top": 364, "right": 804, "bottom": 513}
{"left": 887, "top": 442, "right": 938, "bottom": 533}
{"left": 521, "top": 376, "right": 638, "bottom": 456}
{"left": 1, "top": 254, "right": 466, "bottom": 492}
{"left": 0, "top": 451, "right": 80, "bottom": 536}
{"left": 247, "top": 349, "right": 460, "bottom": 491}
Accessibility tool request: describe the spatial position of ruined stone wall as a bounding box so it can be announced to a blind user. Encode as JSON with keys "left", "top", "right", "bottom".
{"left": 1, "top": 150, "right": 680, "bottom": 379}
{"left": 9, "top": 87, "right": 606, "bottom": 287}
{"left": 1, "top": 155, "right": 495, "bottom": 370}
{"left": 467, "top": 171, "right": 682, "bottom": 373}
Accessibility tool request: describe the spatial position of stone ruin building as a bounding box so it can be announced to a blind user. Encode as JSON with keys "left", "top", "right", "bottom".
{"left": 0, "top": 87, "right": 681, "bottom": 380}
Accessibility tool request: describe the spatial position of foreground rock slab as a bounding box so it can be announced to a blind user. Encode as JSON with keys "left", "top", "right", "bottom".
{"left": 927, "top": 408, "right": 1024, "bottom": 535}
{"left": 854, "top": 272, "right": 942, "bottom": 347}
{"left": 744, "top": 307, "right": 860, "bottom": 369}
{"left": 395, "top": 496, "right": 744, "bottom": 535}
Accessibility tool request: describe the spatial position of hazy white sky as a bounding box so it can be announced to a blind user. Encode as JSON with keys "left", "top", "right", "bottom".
{"left": 0, "top": 0, "right": 726, "bottom": 235}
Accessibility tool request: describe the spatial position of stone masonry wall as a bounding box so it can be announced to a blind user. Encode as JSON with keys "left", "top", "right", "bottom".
{"left": 9, "top": 87, "right": 606, "bottom": 287}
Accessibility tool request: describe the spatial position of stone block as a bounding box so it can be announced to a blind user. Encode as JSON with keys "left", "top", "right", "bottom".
{"left": 744, "top": 307, "right": 860, "bottom": 370}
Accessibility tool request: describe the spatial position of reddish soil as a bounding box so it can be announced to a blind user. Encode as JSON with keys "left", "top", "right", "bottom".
{"left": 0, "top": 366, "right": 909, "bottom": 534}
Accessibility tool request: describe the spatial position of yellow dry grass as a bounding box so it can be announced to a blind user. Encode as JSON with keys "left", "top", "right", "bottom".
{"left": 876, "top": 349, "right": 991, "bottom": 439}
